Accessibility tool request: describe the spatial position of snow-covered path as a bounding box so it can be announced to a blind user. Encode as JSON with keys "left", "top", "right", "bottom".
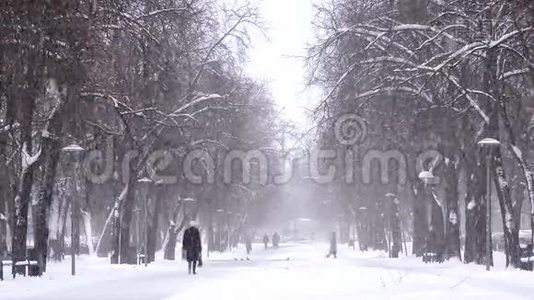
{"left": 3, "top": 243, "right": 534, "bottom": 300}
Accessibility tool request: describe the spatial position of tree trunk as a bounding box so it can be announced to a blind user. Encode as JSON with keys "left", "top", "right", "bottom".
{"left": 443, "top": 156, "right": 461, "bottom": 260}
{"left": 164, "top": 210, "right": 189, "bottom": 260}
{"left": 388, "top": 195, "right": 402, "bottom": 258}
{"left": 494, "top": 149, "right": 521, "bottom": 268}
{"left": 0, "top": 150, "right": 8, "bottom": 257}
{"left": 463, "top": 150, "right": 487, "bottom": 264}
{"left": 371, "top": 197, "right": 387, "bottom": 251}
{"left": 81, "top": 210, "right": 94, "bottom": 255}
{"left": 33, "top": 135, "right": 61, "bottom": 273}
{"left": 412, "top": 180, "right": 427, "bottom": 256}
{"left": 50, "top": 183, "right": 70, "bottom": 262}
{"left": 96, "top": 203, "right": 117, "bottom": 257}
{"left": 0, "top": 188, "right": 6, "bottom": 257}
{"left": 33, "top": 86, "right": 70, "bottom": 272}
{"left": 103, "top": 183, "right": 130, "bottom": 262}
{"left": 110, "top": 206, "right": 121, "bottom": 264}
{"left": 12, "top": 95, "right": 37, "bottom": 273}
{"left": 57, "top": 185, "right": 71, "bottom": 261}
{"left": 428, "top": 189, "right": 445, "bottom": 260}
{"left": 0, "top": 117, "right": 7, "bottom": 256}
{"left": 78, "top": 178, "right": 94, "bottom": 255}
{"left": 163, "top": 225, "right": 178, "bottom": 261}
{"left": 146, "top": 194, "right": 162, "bottom": 263}
{"left": 119, "top": 178, "right": 137, "bottom": 264}
{"left": 356, "top": 209, "right": 371, "bottom": 251}
{"left": 13, "top": 163, "right": 35, "bottom": 268}
{"left": 164, "top": 199, "right": 194, "bottom": 260}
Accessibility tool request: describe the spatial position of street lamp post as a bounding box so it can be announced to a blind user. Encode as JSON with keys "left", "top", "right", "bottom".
{"left": 478, "top": 138, "right": 501, "bottom": 271}
{"left": 61, "top": 143, "right": 85, "bottom": 276}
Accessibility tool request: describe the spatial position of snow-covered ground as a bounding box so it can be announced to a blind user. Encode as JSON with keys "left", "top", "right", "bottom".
{"left": 2, "top": 243, "right": 534, "bottom": 300}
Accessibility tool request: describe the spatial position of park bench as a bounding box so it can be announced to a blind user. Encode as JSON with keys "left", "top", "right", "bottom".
{"left": 519, "top": 244, "right": 534, "bottom": 271}
{"left": 137, "top": 253, "right": 146, "bottom": 265}
{"left": 0, "top": 248, "right": 42, "bottom": 280}
{"left": 0, "top": 259, "right": 40, "bottom": 280}
{"left": 422, "top": 252, "right": 443, "bottom": 263}
{"left": 0, "top": 259, "right": 12, "bottom": 281}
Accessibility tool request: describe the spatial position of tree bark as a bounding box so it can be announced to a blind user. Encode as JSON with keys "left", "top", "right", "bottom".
{"left": 0, "top": 148, "right": 8, "bottom": 257}
{"left": 12, "top": 94, "right": 37, "bottom": 273}
{"left": 110, "top": 205, "right": 121, "bottom": 264}
{"left": 425, "top": 186, "right": 445, "bottom": 260}
{"left": 493, "top": 149, "right": 521, "bottom": 268}
{"left": 0, "top": 187, "right": 7, "bottom": 257}
{"left": 371, "top": 197, "right": 387, "bottom": 251}
{"left": 33, "top": 135, "right": 61, "bottom": 273}
{"left": 388, "top": 195, "right": 402, "bottom": 258}
{"left": 33, "top": 85, "right": 70, "bottom": 272}
{"left": 56, "top": 184, "right": 71, "bottom": 261}
{"left": 81, "top": 210, "right": 94, "bottom": 255}
{"left": 164, "top": 204, "right": 189, "bottom": 260}
{"left": 412, "top": 180, "right": 427, "bottom": 256}
{"left": 463, "top": 150, "right": 487, "bottom": 265}
{"left": 119, "top": 178, "right": 137, "bottom": 264}
{"left": 443, "top": 155, "right": 461, "bottom": 260}
{"left": 146, "top": 193, "right": 162, "bottom": 263}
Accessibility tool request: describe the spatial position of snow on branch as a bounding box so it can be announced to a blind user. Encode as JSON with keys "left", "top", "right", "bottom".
{"left": 501, "top": 68, "right": 530, "bottom": 80}
{"left": 0, "top": 122, "right": 20, "bottom": 134}
{"left": 489, "top": 26, "right": 534, "bottom": 49}
{"left": 80, "top": 92, "right": 131, "bottom": 110}
{"left": 21, "top": 142, "right": 42, "bottom": 171}
{"left": 170, "top": 93, "right": 223, "bottom": 116}
{"left": 355, "top": 86, "right": 433, "bottom": 103}
{"left": 136, "top": 7, "right": 188, "bottom": 20}
{"left": 190, "top": 139, "right": 230, "bottom": 150}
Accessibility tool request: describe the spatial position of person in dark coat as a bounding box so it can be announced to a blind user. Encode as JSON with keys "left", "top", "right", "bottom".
{"left": 182, "top": 221, "right": 202, "bottom": 275}
{"left": 263, "top": 234, "right": 269, "bottom": 249}
{"left": 272, "top": 232, "right": 280, "bottom": 248}
{"left": 327, "top": 232, "right": 337, "bottom": 258}
{"left": 245, "top": 234, "right": 253, "bottom": 255}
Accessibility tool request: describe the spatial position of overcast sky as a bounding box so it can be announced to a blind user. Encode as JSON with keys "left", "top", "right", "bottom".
{"left": 244, "top": 0, "right": 317, "bottom": 130}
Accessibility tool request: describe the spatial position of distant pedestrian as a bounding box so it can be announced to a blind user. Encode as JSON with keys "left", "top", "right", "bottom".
{"left": 182, "top": 221, "right": 202, "bottom": 275}
{"left": 263, "top": 234, "right": 269, "bottom": 249}
{"left": 272, "top": 232, "right": 280, "bottom": 248}
{"left": 245, "top": 234, "right": 252, "bottom": 255}
{"left": 327, "top": 232, "right": 337, "bottom": 258}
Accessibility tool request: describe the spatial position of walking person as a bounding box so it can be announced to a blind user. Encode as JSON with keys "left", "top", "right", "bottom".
{"left": 182, "top": 221, "right": 202, "bottom": 275}
{"left": 263, "top": 234, "right": 269, "bottom": 249}
{"left": 326, "top": 232, "right": 337, "bottom": 258}
{"left": 272, "top": 232, "right": 280, "bottom": 248}
{"left": 245, "top": 234, "right": 253, "bottom": 255}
